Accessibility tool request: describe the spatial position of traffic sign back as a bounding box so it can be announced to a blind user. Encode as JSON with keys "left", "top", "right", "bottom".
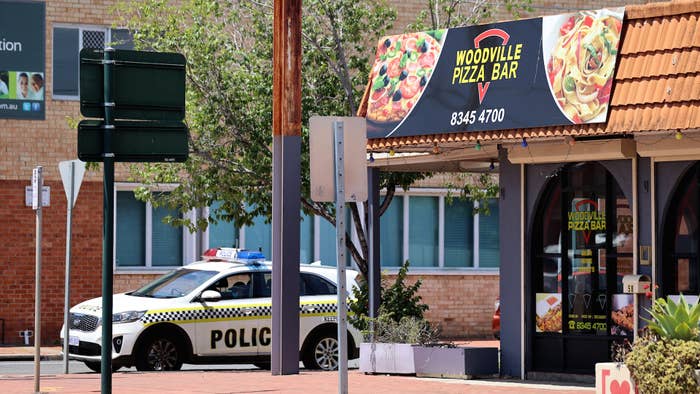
{"left": 78, "top": 120, "right": 188, "bottom": 162}
{"left": 80, "top": 48, "right": 186, "bottom": 121}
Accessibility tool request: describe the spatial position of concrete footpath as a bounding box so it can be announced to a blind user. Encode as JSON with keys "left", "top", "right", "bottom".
{"left": 0, "top": 345, "right": 595, "bottom": 394}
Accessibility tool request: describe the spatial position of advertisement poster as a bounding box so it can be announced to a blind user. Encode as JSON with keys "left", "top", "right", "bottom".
{"left": 0, "top": 1, "right": 45, "bottom": 120}
{"left": 611, "top": 294, "right": 633, "bottom": 336}
{"left": 535, "top": 293, "right": 562, "bottom": 333}
{"left": 365, "top": 8, "right": 624, "bottom": 139}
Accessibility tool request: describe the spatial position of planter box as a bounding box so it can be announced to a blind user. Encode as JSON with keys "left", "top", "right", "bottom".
{"left": 359, "top": 342, "right": 415, "bottom": 374}
{"left": 595, "top": 362, "right": 637, "bottom": 394}
{"left": 414, "top": 346, "right": 499, "bottom": 379}
{"left": 359, "top": 343, "right": 499, "bottom": 379}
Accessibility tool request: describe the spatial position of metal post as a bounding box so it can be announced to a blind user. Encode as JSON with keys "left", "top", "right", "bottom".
{"left": 63, "top": 161, "right": 75, "bottom": 374}
{"left": 271, "top": 0, "right": 302, "bottom": 376}
{"left": 333, "top": 121, "right": 348, "bottom": 394}
{"left": 101, "top": 47, "right": 115, "bottom": 393}
{"left": 33, "top": 166, "right": 43, "bottom": 394}
{"left": 367, "top": 168, "right": 381, "bottom": 326}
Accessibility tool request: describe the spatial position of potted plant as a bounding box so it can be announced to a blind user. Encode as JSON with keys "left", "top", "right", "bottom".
{"left": 353, "top": 261, "right": 499, "bottom": 378}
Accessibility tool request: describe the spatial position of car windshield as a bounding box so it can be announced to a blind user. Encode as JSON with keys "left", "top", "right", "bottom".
{"left": 129, "top": 269, "right": 219, "bottom": 298}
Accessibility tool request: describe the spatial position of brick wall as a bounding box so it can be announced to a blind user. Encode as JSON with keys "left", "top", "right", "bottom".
{"left": 384, "top": 272, "right": 499, "bottom": 338}
{"left": 0, "top": 180, "right": 102, "bottom": 345}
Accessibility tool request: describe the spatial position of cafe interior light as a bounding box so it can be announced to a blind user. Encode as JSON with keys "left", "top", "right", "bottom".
{"left": 521, "top": 138, "right": 528, "bottom": 148}
{"left": 369, "top": 152, "right": 375, "bottom": 163}
{"left": 675, "top": 130, "right": 683, "bottom": 140}
{"left": 489, "top": 160, "right": 495, "bottom": 170}
{"left": 475, "top": 140, "right": 482, "bottom": 151}
{"left": 432, "top": 142, "right": 440, "bottom": 154}
{"left": 388, "top": 149, "right": 395, "bottom": 157}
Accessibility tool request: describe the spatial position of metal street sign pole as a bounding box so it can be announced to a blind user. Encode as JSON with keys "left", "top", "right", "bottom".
{"left": 32, "top": 166, "right": 43, "bottom": 394}
{"left": 101, "top": 47, "right": 115, "bottom": 394}
{"left": 333, "top": 121, "right": 348, "bottom": 394}
{"left": 59, "top": 160, "right": 85, "bottom": 374}
{"left": 63, "top": 161, "right": 74, "bottom": 373}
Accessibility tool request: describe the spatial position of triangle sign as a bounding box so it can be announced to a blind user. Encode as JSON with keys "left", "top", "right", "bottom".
{"left": 58, "top": 160, "right": 86, "bottom": 208}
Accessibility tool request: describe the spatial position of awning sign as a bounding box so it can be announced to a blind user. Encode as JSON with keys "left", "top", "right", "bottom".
{"left": 0, "top": 1, "right": 46, "bottom": 120}
{"left": 365, "top": 8, "right": 624, "bottom": 139}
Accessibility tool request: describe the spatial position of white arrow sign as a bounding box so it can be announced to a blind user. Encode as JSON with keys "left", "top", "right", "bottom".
{"left": 58, "top": 160, "right": 86, "bottom": 208}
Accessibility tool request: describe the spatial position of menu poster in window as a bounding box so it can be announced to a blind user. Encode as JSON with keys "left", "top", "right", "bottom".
{"left": 611, "top": 294, "right": 633, "bottom": 336}
{"left": 536, "top": 293, "right": 562, "bottom": 333}
{"left": 568, "top": 291, "right": 607, "bottom": 334}
{"left": 0, "top": 1, "right": 45, "bottom": 120}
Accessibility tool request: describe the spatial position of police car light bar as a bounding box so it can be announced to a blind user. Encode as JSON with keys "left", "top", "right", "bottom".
{"left": 202, "top": 248, "right": 266, "bottom": 263}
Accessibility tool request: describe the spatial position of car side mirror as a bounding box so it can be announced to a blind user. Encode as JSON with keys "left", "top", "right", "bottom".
{"left": 199, "top": 290, "right": 222, "bottom": 302}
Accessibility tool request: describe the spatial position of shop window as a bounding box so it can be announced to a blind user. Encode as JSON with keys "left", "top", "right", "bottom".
{"left": 52, "top": 25, "right": 133, "bottom": 99}
{"left": 116, "top": 190, "right": 184, "bottom": 268}
{"left": 663, "top": 164, "right": 700, "bottom": 296}
{"left": 531, "top": 162, "right": 633, "bottom": 374}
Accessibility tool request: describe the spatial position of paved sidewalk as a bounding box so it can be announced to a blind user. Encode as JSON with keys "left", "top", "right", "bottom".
{"left": 0, "top": 369, "right": 595, "bottom": 394}
{"left": 0, "top": 343, "right": 595, "bottom": 393}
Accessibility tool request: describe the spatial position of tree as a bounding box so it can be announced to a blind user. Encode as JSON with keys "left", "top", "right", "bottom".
{"left": 114, "top": 0, "right": 529, "bottom": 278}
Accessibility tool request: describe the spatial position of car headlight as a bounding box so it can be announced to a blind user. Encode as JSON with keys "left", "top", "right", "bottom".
{"left": 112, "top": 310, "right": 147, "bottom": 324}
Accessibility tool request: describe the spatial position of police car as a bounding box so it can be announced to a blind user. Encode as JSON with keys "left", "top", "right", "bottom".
{"left": 60, "top": 248, "right": 362, "bottom": 372}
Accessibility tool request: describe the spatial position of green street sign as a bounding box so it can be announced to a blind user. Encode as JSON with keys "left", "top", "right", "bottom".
{"left": 80, "top": 48, "right": 186, "bottom": 121}
{"left": 78, "top": 120, "right": 188, "bottom": 162}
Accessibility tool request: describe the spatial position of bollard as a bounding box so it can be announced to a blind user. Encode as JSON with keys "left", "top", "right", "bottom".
{"left": 19, "top": 329, "right": 33, "bottom": 345}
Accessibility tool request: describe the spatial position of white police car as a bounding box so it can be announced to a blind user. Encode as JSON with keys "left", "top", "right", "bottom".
{"left": 60, "top": 248, "right": 362, "bottom": 372}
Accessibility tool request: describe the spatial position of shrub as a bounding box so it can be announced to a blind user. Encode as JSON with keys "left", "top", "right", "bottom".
{"left": 349, "top": 260, "right": 429, "bottom": 332}
{"left": 367, "top": 314, "right": 441, "bottom": 345}
{"left": 625, "top": 333, "right": 700, "bottom": 394}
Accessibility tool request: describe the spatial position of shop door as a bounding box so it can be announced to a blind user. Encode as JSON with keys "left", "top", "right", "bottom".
{"left": 531, "top": 163, "right": 633, "bottom": 374}
{"left": 663, "top": 163, "right": 700, "bottom": 305}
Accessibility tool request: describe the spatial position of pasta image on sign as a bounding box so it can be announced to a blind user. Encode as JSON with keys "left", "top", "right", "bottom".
{"left": 543, "top": 9, "right": 623, "bottom": 123}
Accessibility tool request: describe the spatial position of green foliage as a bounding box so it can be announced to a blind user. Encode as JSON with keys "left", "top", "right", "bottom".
{"left": 625, "top": 333, "right": 700, "bottom": 394}
{"left": 111, "top": 0, "right": 524, "bottom": 278}
{"left": 408, "top": 0, "right": 533, "bottom": 30}
{"left": 349, "top": 260, "right": 429, "bottom": 332}
{"left": 445, "top": 173, "right": 499, "bottom": 215}
{"left": 644, "top": 294, "right": 700, "bottom": 341}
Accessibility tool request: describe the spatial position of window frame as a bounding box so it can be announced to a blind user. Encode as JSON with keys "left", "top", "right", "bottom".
{"left": 51, "top": 24, "right": 132, "bottom": 101}
{"left": 114, "top": 183, "right": 195, "bottom": 273}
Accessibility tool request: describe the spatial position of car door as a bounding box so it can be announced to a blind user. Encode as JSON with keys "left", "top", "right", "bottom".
{"left": 194, "top": 272, "right": 260, "bottom": 356}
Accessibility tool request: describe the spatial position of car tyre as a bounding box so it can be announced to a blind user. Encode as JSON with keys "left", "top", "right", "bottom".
{"left": 84, "top": 361, "right": 121, "bottom": 373}
{"left": 135, "top": 334, "right": 183, "bottom": 371}
{"left": 302, "top": 329, "right": 339, "bottom": 371}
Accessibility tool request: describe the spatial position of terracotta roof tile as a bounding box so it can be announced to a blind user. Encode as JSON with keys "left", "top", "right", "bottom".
{"left": 616, "top": 49, "right": 700, "bottom": 79}
{"left": 365, "top": 0, "right": 700, "bottom": 151}
{"left": 626, "top": 0, "right": 700, "bottom": 19}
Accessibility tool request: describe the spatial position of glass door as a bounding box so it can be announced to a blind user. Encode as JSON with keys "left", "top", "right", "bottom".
{"left": 531, "top": 163, "right": 633, "bottom": 374}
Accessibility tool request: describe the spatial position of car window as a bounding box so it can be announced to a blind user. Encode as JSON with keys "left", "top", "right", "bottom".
{"left": 301, "top": 273, "right": 336, "bottom": 296}
{"left": 248, "top": 272, "right": 337, "bottom": 297}
{"left": 130, "top": 268, "right": 218, "bottom": 298}
{"left": 206, "top": 273, "right": 253, "bottom": 300}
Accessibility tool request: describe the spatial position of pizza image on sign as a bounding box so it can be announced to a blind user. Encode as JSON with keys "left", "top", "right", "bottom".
{"left": 366, "top": 30, "right": 446, "bottom": 131}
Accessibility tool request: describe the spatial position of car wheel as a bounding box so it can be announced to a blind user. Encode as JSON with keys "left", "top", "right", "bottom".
{"left": 84, "top": 361, "right": 121, "bottom": 373}
{"left": 135, "top": 334, "right": 183, "bottom": 371}
{"left": 302, "top": 330, "right": 339, "bottom": 371}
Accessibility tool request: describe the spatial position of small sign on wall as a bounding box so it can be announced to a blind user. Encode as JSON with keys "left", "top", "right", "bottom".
{"left": 25, "top": 186, "right": 49, "bottom": 207}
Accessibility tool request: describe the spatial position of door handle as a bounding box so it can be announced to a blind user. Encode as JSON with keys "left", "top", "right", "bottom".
{"left": 302, "top": 305, "right": 316, "bottom": 313}
{"left": 241, "top": 308, "right": 254, "bottom": 315}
